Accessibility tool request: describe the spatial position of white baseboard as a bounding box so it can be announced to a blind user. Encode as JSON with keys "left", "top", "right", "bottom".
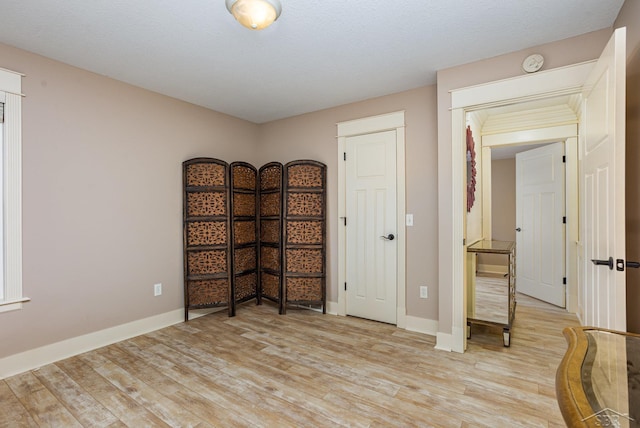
{"left": 478, "top": 264, "right": 508, "bottom": 275}
{"left": 435, "top": 332, "right": 452, "bottom": 352}
{"left": 326, "top": 300, "right": 339, "bottom": 315}
{"left": 188, "top": 306, "right": 229, "bottom": 319}
{"left": 1, "top": 302, "right": 446, "bottom": 378}
{"left": 405, "top": 315, "right": 438, "bottom": 336}
{"left": 451, "top": 326, "right": 466, "bottom": 353}
{"left": 0, "top": 308, "right": 185, "bottom": 380}
{"left": 328, "top": 302, "right": 436, "bottom": 337}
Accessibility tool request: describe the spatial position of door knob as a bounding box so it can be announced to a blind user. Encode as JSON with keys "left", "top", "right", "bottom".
{"left": 380, "top": 234, "right": 395, "bottom": 241}
{"left": 591, "top": 257, "right": 614, "bottom": 270}
{"left": 627, "top": 261, "right": 640, "bottom": 269}
{"left": 515, "top": 227, "right": 522, "bottom": 232}
{"left": 615, "top": 259, "right": 640, "bottom": 271}
{"left": 592, "top": 258, "right": 640, "bottom": 271}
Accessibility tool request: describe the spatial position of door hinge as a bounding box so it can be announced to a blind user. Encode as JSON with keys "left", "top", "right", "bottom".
{"left": 340, "top": 216, "right": 347, "bottom": 226}
{"left": 563, "top": 277, "right": 567, "bottom": 285}
{"left": 344, "top": 282, "right": 347, "bottom": 291}
{"left": 344, "top": 152, "right": 347, "bottom": 161}
{"left": 563, "top": 216, "right": 566, "bottom": 224}
{"left": 562, "top": 155, "right": 566, "bottom": 163}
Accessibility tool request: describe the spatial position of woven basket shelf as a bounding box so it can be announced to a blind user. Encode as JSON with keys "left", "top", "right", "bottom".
{"left": 184, "top": 158, "right": 326, "bottom": 320}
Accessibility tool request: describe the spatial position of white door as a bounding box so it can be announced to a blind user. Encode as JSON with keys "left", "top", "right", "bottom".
{"left": 580, "top": 27, "right": 627, "bottom": 331}
{"left": 345, "top": 130, "right": 397, "bottom": 324}
{"left": 516, "top": 142, "right": 566, "bottom": 306}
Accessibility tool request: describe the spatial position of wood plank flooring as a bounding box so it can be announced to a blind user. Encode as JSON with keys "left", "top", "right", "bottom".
{"left": 1, "top": 294, "right": 579, "bottom": 427}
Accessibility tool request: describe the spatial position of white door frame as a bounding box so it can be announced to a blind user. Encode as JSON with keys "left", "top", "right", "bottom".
{"left": 337, "top": 111, "right": 407, "bottom": 328}
{"left": 444, "top": 61, "right": 595, "bottom": 353}
{"left": 482, "top": 127, "right": 579, "bottom": 312}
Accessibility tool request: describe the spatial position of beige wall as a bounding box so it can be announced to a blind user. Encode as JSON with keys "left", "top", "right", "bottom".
{"left": 258, "top": 86, "right": 439, "bottom": 319}
{"left": 616, "top": 0, "right": 640, "bottom": 333}
{"left": 479, "top": 158, "right": 516, "bottom": 269}
{"left": 0, "top": 43, "right": 260, "bottom": 359}
{"left": 436, "top": 29, "right": 612, "bottom": 334}
{"left": 491, "top": 159, "right": 516, "bottom": 243}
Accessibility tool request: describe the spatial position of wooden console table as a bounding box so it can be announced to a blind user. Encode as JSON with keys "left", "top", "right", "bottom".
{"left": 556, "top": 327, "right": 640, "bottom": 427}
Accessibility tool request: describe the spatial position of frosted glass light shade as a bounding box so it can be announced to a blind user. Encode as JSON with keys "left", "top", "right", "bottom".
{"left": 226, "top": 0, "right": 282, "bottom": 30}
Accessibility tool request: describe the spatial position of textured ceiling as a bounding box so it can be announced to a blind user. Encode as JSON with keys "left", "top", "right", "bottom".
{"left": 0, "top": 0, "right": 625, "bottom": 123}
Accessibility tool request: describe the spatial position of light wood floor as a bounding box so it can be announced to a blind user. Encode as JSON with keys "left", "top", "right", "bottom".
{"left": 1, "top": 294, "right": 579, "bottom": 427}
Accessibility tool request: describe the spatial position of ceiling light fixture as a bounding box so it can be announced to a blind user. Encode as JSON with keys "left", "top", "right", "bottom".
{"left": 226, "top": 0, "right": 282, "bottom": 30}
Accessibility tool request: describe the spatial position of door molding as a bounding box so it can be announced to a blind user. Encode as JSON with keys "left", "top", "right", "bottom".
{"left": 481, "top": 127, "right": 579, "bottom": 313}
{"left": 444, "top": 61, "right": 595, "bottom": 353}
{"left": 337, "top": 111, "right": 407, "bottom": 328}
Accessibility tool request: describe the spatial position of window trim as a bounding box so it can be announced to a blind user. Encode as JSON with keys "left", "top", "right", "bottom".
{"left": 0, "top": 67, "right": 26, "bottom": 313}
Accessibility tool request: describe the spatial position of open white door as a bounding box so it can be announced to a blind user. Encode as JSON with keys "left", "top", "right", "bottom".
{"left": 580, "top": 27, "right": 627, "bottom": 330}
{"left": 516, "top": 142, "right": 566, "bottom": 307}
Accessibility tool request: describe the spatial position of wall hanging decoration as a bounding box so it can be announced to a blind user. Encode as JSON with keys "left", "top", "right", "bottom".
{"left": 183, "top": 158, "right": 326, "bottom": 320}
{"left": 466, "top": 125, "right": 477, "bottom": 212}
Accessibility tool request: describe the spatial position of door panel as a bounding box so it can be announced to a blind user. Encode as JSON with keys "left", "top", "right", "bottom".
{"left": 516, "top": 142, "right": 566, "bottom": 306}
{"left": 580, "top": 27, "right": 626, "bottom": 331}
{"left": 346, "top": 130, "right": 397, "bottom": 324}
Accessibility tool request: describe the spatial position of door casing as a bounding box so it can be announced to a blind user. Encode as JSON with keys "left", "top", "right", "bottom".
{"left": 482, "top": 128, "right": 579, "bottom": 312}
{"left": 337, "top": 111, "right": 406, "bottom": 328}
{"left": 444, "top": 61, "right": 596, "bottom": 353}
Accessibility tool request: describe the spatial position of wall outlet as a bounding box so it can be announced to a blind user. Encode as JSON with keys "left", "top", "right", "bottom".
{"left": 420, "top": 286, "right": 428, "bottom": 299}
{"left": 154, "top": 283, "right": 162, "bottom": 297}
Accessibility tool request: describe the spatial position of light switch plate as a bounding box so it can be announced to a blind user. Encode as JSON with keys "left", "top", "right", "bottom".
{"left": 406, "top": 214, "right": 414, "bottom": 226}
{"left": 420, "top": 286, "right": 428, "bottom": 298}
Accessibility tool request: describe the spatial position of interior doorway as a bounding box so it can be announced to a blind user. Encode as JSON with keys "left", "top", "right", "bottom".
{"left": 446, "top": 61, "right": 595, "bottom": 353}
{"left": 446, "top": 27, "right": 627, "bottom": 354}
{"left": 344, "top": 130, "right": 398, "bottom": 324}
{"left": 336, "top": 111, "right": 407, "bottom": 328}
{"left": 483, "top": 141, "right": 567, "bottom": 308}
{"left": 472, "top": 98, "right": 580, "bottom": 313}
{"left": 515, "top": 142, "right": 566, "bottom": 307}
